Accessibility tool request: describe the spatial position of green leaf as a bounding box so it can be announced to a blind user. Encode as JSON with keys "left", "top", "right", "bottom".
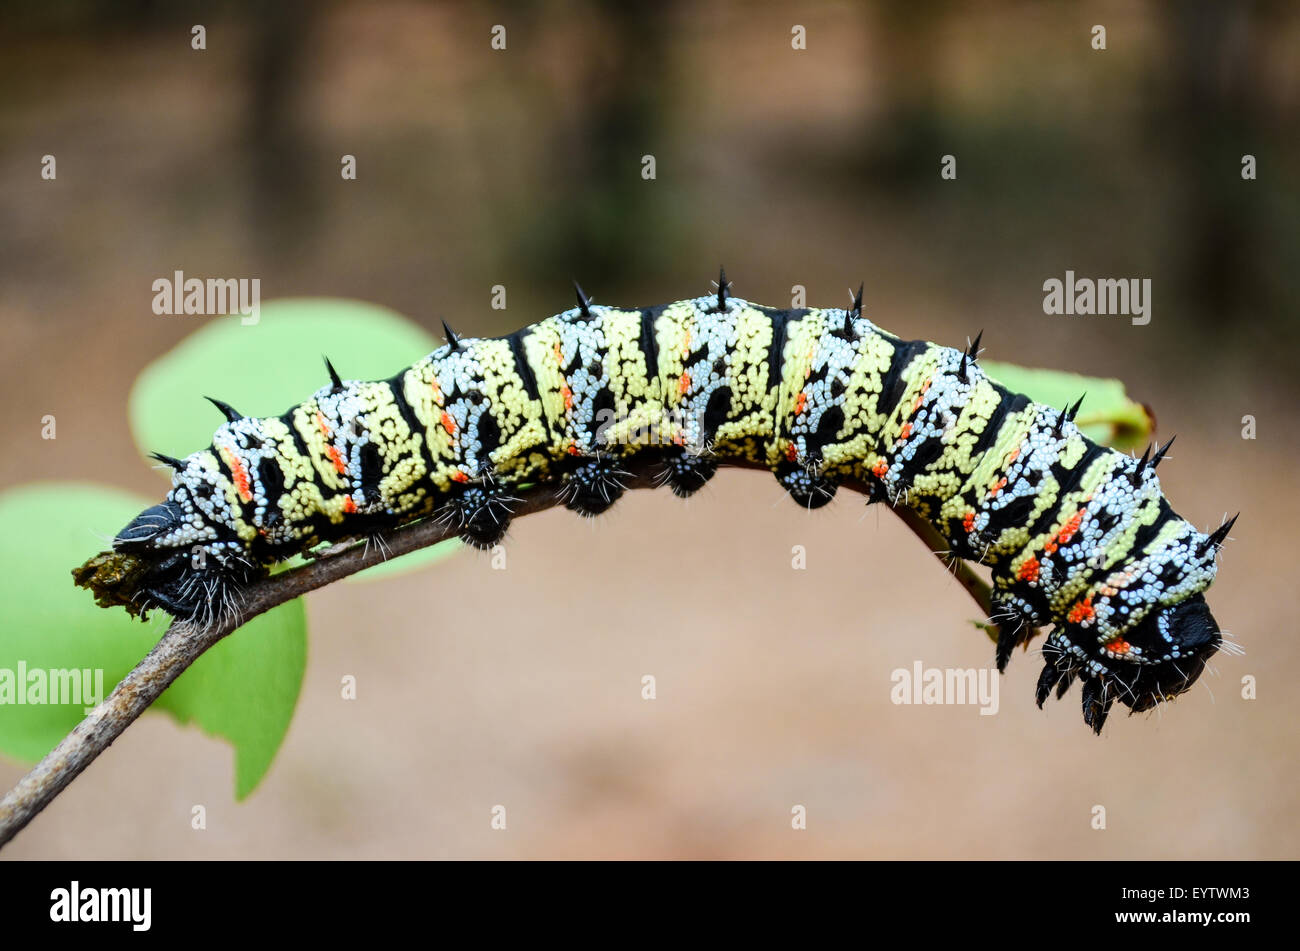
{"left": 129, "top": 297, "right": 440, "bottom": 460}
{"left": 0, "top": 483, "right": 306, "bottom": 799}
{"left": 980, "top": 361, "right": 1154, "bottom": 450}
{"left": 153, "top": 599, "right": 306, "bottom": 800}
{"left": 129, "top": 297, "right": 461, "bottom": 577}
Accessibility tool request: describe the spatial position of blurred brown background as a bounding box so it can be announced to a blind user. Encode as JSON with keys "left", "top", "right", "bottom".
{"left": 1, "top": 0, "right": 1297, "bottom": 858}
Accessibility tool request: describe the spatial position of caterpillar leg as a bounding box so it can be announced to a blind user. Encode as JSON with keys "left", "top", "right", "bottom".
{"left": 660, "top": 447, "right": 718, "bottom": 499}
{"left": 1036, "top": 634, "right": 1118, "bottom": 733}
{"left": 560, "top": 456, "right": 629, "bottom": 518}
{"left": 1080, "top": 677, "right": 1115, "bottom": 734}
{"left": 439, "top": 477, "right": 516, "bottom": 549}
{"left": 989, "top": 596, "right": 1042, "bottom": 673}
{"left": 1034, "top": 659, "right": 1078, "bottom": 707}
{"left": 775, "top": 461, "right": 838, "bottom": 510}
{"left": 1034, "top": 636, "right": 1083, "bottom": 707}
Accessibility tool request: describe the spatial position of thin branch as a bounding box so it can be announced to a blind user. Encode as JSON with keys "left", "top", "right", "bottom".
{"left": 0, "top": 458, "right": 1009, "bottom": 849}
{"left": 890, "top": 504, "right": 997, "bottom": 623}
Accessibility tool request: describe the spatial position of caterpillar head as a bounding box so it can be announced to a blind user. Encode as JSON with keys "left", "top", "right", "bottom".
{"left": 1036, "top": 592, "right": 1222, "bottom": 733}
{"left": 109, "top": 454, "right": 263, "bottom": 625}
{"left": 1033, "top": 521, "right": 1233, "bottom": 733}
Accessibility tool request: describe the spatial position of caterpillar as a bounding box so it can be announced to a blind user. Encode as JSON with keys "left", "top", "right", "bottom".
{"left": 82, "top": 274, "right": 1235, "bottom": 733}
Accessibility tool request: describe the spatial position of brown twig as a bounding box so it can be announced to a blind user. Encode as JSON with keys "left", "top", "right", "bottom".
{"left": 0, "top": 458, "right": 1004, "bottom": 849}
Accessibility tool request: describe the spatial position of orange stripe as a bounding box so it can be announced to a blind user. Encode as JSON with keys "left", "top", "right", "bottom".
{"left": 1067, "top": 597, "right": 1095, "bottom": 624}
{"left": 220, "top": 445, "right": 253, "bottom": 503}
{"left": 1046, "top": 498, "right": 1093, "bottom": 553}
{"left": 326, "top": 445, "right": 348, "bottom": 475}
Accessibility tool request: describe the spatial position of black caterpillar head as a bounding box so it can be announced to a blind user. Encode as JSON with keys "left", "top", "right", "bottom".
{"left": 113, "top": 416, "right": 295, "bottom": 624}
{"left": 112, "top": 494, "right": 262, "bottom": 625}
{"left": 112, "top": 382, "right": 392, "bottom": 622}
{"left": 1035, "top": 593, "right": 1223, "bottom": 734}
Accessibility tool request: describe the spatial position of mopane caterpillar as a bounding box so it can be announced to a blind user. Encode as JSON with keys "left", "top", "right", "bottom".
{"left": 84, "top": 274, "right": 1235, "bottom": 733}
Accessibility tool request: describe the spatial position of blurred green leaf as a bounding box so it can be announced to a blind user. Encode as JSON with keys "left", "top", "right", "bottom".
{"left": 0, "top": 483, "right": 306, "bottom": 799}
{"left": 981, "top": 361, "right": 1154, "bottom": 450}
{"left": 153, "top": 595, "right": 306, "bottom": 801}
{"left": 129, "top": 297, "right": 440, "bottom": 459}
